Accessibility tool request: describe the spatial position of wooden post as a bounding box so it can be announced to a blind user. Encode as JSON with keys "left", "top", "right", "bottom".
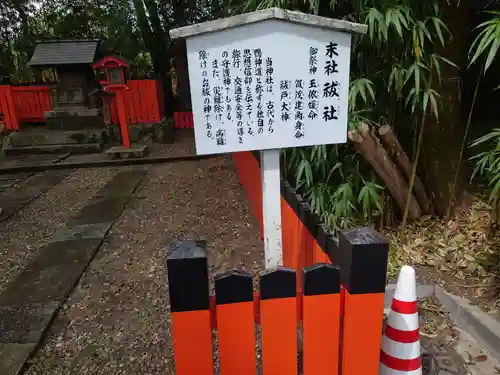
{"left": 260, "top": 268, "right": 297, "bottom": 375}
{"left": 261, "top": 148, "right": 283, "bottom": 268}
{"left": 115, "top": 89, "right": 130, "bottom": 148}
{"left": 215, "top": 270, "right": 257, "bottom": 375}
{"left": 167, "top": 240, "right": 214, "bottom": 375}
{"left": 302, "top": 263, "right": 341, "bottom": 375}
{"left": 328, "top": 227, "right": 389, "bottom": 375}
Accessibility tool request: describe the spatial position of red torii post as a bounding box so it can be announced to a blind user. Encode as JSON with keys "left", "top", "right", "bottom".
{"left": 104, "top": 84, "right": 131, "bottom": 148}
{"left": 93, "top": 55, "right": 132, "bottom": 148}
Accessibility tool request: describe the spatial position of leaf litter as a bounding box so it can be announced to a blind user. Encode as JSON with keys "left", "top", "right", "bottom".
{"left": 385, "top": 197, "right": 500, "bottom": 317}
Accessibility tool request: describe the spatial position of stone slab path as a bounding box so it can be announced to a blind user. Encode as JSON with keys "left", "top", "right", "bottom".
{"left": 0, "top": 168, "right": 147, "bottom": 375}
{"left": 0, "top": 170, "right": 73, "bottom": 222}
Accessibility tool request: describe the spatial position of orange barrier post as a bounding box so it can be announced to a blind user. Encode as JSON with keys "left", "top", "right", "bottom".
{"left": 215, "top": 271, "right": 256, "bottom": 375}
{"left": 167, "top": 240, "right": 213, "bottom": 375}
{"left": 302, "top": 263, "right": 341, "bottom": 375}
{"left": 260, "top": 268, "right": 297, "bottom": 375}
{"left": 330, "top": 228, "right": 389, "bottom": 375}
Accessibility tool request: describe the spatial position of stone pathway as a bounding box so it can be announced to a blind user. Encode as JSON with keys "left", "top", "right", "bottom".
{"left": 0, "top": 168, "right": 147, "bottom": 375}
{"left": 0, "top": 170, "right": 73, "bottom": 222}
{"left": 0, "top": 173, "right": 33, "bottom": 193}
{"left": 0, "top": 154, "right": 71, "bottom": 221}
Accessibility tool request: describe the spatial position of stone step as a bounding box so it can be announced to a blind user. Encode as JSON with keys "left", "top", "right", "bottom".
{"left": 7, "top": 130, "right": 104, "bottom": 147}
{"left": 46, "top": 115, "right": 105, "bottom": 130}
{"left": 4, "top": 143, "right": 103, "bottom": 156}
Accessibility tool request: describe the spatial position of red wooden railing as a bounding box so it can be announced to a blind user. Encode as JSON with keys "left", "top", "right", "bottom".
{"left": 0, "top": 80, "right": 164, "bottom": 130}
{"left": 174, "top": 111, "right": 194, "bottom": 129}
{"left": 105, "top": 80, "right": 164, "bottom": 125}
{"left": 11, "top": 86, "right": 52, "bottom": 123}
{"left": 0, "top": 86, "right": 20, "bottom": 130}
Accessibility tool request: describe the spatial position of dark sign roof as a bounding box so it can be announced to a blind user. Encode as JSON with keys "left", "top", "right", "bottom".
{"left": 28, "top": 39, "right": 100, "bottom": 67}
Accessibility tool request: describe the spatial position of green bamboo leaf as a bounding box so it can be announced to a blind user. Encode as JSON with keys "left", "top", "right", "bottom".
{"left": 437, "top": 55, "right": 458, "bottom": 68}
{"left": 423, "top": 90, "right": 429, "bottom": 115}
{"left": 430, "top": 17, "right": 446, "bottom": 46}
{"left": 471, "top": 128, "right": 500, "bottom": 146}
{"left": 484, "top": 32, "right": 500, "bottom": 72}
{"left": 404, "top": 63, "right": 416, "bottom": 86}
{"left": 414, "top": 63, "right": 420, "bottom": 95}
{"left": 469, "top": 28, "right": 491, "bottom": 64}
{"left": 429, "top": 89, "right": 439, "bottom": 120}
{"left": 431, "top": 54, "right": 441, "bottom": 82}
{"left": 388, "top": 68, "right": 395, "bottom": 92}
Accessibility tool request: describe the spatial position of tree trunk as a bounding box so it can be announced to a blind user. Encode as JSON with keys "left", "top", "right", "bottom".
{"left": 172, "top": 40, "right": 191, "bottom": 111}
{"left": 419, "top": 0, "right": 468, "bottom": 217}
{"left": 349, "top": 125, "right": 422, "bottom": 221}
{"left": 379, "top": 125, "right": 431, "bottom": 213}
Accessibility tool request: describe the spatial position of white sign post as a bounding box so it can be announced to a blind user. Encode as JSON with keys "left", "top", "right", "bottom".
{"left": 170, "top": 8, "right": 367, "bottom": 269}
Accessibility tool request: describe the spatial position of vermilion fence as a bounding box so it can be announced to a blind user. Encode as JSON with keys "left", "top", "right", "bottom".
{"left": 223, "top": 151, "right": 389, "bottom": 374}
{"left": 0, "top": 80, "right": 164, "bottom": 130}
{"left": 12, "top": 86, "right": 51, "bottom": 123}
{"left": 104, "top": 80, "right": 164, "bottom": 125}
{"left": 167, "top": 230, "right": 388, "bottom": 375}
{"left": 174, "top": 111, "right": 194, "bottom": 129}
{"left": 0, "top": 86, "right": 19, "bottom": 130}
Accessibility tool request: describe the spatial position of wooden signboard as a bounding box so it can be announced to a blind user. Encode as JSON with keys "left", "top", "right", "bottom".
{"left": 171, "top": 8, "right": 367, "bottom": 268}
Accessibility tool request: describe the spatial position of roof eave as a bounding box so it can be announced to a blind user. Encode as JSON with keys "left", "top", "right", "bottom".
{"left": 169, "top": 8, "right": 367, "bottom": 40}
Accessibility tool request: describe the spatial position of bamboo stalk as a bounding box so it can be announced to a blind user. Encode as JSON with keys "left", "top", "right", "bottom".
{"left": 400, "top": 112, "right": 426, "bottom": 242}
{"left": 447, "top": 77, "right": 481, "bottom": 218}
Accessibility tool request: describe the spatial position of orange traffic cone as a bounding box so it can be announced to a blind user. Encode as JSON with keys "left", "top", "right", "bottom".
{"left": 380, "top": 265, "right": 422, "bottom": 375}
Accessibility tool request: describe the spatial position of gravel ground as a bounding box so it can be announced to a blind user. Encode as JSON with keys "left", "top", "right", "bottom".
{"left": 24, "top": 156, "right": 264, "bottom": 375}
{"left": 0, "top": 167, "right": 118, "bottom": 295}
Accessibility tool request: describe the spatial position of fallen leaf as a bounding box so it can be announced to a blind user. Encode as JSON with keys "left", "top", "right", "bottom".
{"left": 475, "top": 354, "right": 488, "bottom": 362}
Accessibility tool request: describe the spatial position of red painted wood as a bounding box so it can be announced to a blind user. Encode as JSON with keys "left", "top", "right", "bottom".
{"left": 11, "top": 86, "right": 51, "bottom": 123}
{"left": 105, "top": 80, "right": 162, "bottom": 125}
{"left": 0, "top": 80, "right": 162, "bottom": 128}
{"left": 174, "top": 112, "right": 194, "bottom": 129}
{"left": 0, "top": 86, "right": 19, "bottom": 130}
{"left": 115, "top": 88, "right": 130, "bottom": 148}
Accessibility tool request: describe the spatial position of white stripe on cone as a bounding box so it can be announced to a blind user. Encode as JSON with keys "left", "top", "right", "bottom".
{"left": 380, "top": 265, "right": 422, "bottom": 375}
{"left": 382, "top": 336, "right": 421, "bottom": 359}
{"left": 386, "top": 311, "right": 419, "bottom": 331}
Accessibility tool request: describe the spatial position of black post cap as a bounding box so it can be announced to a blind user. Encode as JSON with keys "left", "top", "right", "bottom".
{"left": 303, "top": 263, "right": 341, "bottom": 296}
{"left": 260, "top": 267, "right": 296, "bottom": 300}
{"left": 215, "top": 270, "right": 254, "bottom": 305}
{"left": 337, "top": 228, "right": 389, "bottom": 294}
{"left": 167, "top": 239, "right": 210, "bottom": 312}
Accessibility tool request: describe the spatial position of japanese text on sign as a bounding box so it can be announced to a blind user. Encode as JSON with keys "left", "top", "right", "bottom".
{"left": 187, "top": 22, "right": 351, "bottom": 155}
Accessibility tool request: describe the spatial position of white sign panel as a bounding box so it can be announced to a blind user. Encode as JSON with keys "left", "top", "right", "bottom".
{"left": 186, "top": 20, "right": 352, "bottom": 155}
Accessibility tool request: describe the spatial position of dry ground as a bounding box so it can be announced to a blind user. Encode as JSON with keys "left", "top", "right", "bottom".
{"left": 20, "top": 156, "right": 263, "bottom": 375}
